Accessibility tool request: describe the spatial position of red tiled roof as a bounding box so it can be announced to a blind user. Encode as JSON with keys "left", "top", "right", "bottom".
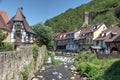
{"left": 75, "top": 28, "right": 90, "bottom": 40}
{"left": 55, "top": 33, "right": 67, "bottom": 40}
{"left": 54, "top": 32, "right": 61, "bottom": 38}
{"left": 0, "top": 14, "right": 10, "bottom": 31}
{"left": 7, "top": 8, "right": 35, "bottom": 34}
{"left": 0, "top": 11, "right": 9, "bottom": 23}
{"left": 95, "top": 26, "right": 120, "bottom": 42}
{"left": 66, "top": 29, "right": 79, "bottom": 35}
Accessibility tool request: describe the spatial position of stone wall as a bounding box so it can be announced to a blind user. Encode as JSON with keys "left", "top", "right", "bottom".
{"left": 0, "top": 45, "right": 46, "bottom": 80}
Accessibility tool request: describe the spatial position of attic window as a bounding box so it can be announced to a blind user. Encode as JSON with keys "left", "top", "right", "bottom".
{"left": 94, "top": 25, "right": 98, "bottom": 29}
{"left": 60, "top": 35, "right": 62, "bottom": 39}
{"left": 64, "top": 35, "right": 66, "bottom": 38}
{"left": 83, "top": 34, "right": 85, "bottom": 36}
{"left": 101, "top": 33, "right": 106, "bottom": 38}
{"left": 110, "top": 32, "right": 117, "bottom": 39}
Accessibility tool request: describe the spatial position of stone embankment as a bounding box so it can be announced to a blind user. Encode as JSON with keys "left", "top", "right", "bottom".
{"left": 0, "top": 45, "right": 46, "bottom": 80}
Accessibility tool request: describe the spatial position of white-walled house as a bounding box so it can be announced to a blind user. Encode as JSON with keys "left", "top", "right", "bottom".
{"left": 7, "top": 8, "right": 35, "bottom": 44}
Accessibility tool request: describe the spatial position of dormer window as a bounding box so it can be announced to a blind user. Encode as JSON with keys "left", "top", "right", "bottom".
{"left": 83, "top": 34, "right": 85, "bottom": 36}
{"left": 64, "top": 35, "right": 66, "bottom": 38}
{"left": 60, "top": 35, "right": 62, "bottom": 39}
{"left": 110, "top": 32, "right": 117, "bottom": 39}
{"left": 101, "top": 33, "right": 106, "bottom": 38}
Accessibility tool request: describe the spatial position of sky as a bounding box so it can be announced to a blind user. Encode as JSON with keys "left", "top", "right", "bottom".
{"left": 0, "top": 0, "right": 91, "bottom": 26}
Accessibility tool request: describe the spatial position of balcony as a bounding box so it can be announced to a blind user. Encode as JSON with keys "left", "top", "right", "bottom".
{"left": 16, "top": 28, "right": 21, "bottom": 32}
{"left": 15, "top": 39, "right": 21, "bottom": 43}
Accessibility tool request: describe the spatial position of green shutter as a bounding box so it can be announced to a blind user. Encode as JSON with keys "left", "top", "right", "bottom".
{"left": 20, "top": 23, "right": 23, "bottom": 28}
{"left": 14, "top": 33, "right": 16, "bottom": 39}
{"left": 14, "top": 24, "right": 16, "bottom": 29}
{"left": 20, "top": 33, "right": 22, "bottom": 39}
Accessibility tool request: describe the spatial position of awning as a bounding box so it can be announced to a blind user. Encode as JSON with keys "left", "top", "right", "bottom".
{"left": 90, "top": 46, "right": 101, "bottom": 49}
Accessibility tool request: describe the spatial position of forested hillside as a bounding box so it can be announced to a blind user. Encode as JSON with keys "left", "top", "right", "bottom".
{"left": 45, "top": 0, "right": 120, "bottom": 32}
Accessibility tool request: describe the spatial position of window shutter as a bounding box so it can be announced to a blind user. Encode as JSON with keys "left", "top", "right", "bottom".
{"left": 14, "top": 24, "right": 16, "bottom": 29}
{"left": 14, "top": 33, "right": 16, "bottom": 39}
{"left": 20, "top": 33, "right": 22, "bottom": 39}
{"left": 20, "top": 25, "right": 22, "bottom": 29}
{"left": 20, "top": 23, "right": 23, "bottom": 28}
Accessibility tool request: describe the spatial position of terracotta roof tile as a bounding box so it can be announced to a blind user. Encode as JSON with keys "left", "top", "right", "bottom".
{"left": 55, "top": 33, "right": 67, "bottom": 40}
{"left": 75, "top": 28, "right": 90, "bottom": 40}
{"left": 66, "top": 30, "right": 79, "bottom": 35}
{"left": 54, "top": 32, "right": 61, "bottom": 38}
{"left": 94, "top": 26, "right": 120, "bottom": 42}
{"left": 0, "top": 14, "right": 10, "bottom": 31}
{"left": 0, "top": 11, "right": 9, "bottom": 23}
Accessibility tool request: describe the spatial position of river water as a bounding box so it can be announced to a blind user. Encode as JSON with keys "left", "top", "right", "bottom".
{"left": 32, "top": 56, "right": 80, "bottom": 80}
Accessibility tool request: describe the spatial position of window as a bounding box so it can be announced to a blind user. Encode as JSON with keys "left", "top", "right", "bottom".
{"left": 96, "top": 41, "right": 99, "bottom": 46}
{"left": 72, "top": 45, "right": 74, "bottom": 48}
{"left": 90, "top": 39, "right": 92, "bottom": 43}
{"left": 14, "top": 32, "right": 16, "bottom": 39}
{"left": 101, "top": 41, "right": 103, "bottom": 46}
{"left": 86, "top": 39, "right": 89, "bottom": 43}
{"left": 17, "top": 24, "right": 20, "bottom": 29}
{"left": 68, "top": 45, "right": 70, "bottom": 48}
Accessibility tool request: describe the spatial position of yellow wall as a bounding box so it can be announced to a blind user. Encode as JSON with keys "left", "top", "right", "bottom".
{"left": 93, "top": 24, "right": 107, "bottom": 40}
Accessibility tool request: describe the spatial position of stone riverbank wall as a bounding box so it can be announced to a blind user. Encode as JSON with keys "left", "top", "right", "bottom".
{"left": 0, "top": 45, "right": 46, "bottom": 80}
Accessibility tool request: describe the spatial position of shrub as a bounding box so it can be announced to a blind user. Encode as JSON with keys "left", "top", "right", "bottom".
{"left": 22, "top": 66, "right": 29, "bottom": 80}
{"left": 0, "top": 42, "right": 14, "bottom": 51}
{"left": 4, "top": 42, "right": 14, "bottom": 51}
{"left": 32, "top": 44, "right": 39, "bottom": 66}
{"left": 74, "top": 51, "right": 120, "bottom": 80}
{"left": 43, "top": 45, "right": 48, "bottom": 63}
{"left": 102, "top": 60, "right": 120, "bottom": 80}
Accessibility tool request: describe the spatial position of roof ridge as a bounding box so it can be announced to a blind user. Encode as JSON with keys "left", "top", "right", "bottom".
{"left": 7, "top": 7, "right": 35, "bottom": 34}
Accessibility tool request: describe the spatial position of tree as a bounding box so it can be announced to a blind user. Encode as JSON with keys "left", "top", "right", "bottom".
{"left": 0, "top": 30, "right": 7, "bottom": 51}
{"left": 32, "top": 23, "right": 54, "bottom": 50}
{"left": 0, "top": 30, "right": 6, "bottom": 43}
{"left": 44, "top": 0, "right": 120, "bottom": 32}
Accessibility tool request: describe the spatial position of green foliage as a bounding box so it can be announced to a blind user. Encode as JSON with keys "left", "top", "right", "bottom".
{"left": 0, "top": 42, "right": 14, "bottom": 52}
{"left": 32, "top": 44, "right": 39, "bottom": 66}
{"left": 74, "top": 51, "right": 120, "bottom": 80}
{"left": 45, "top": 0, "right": 120, "bottom": 32}
{"left": 4, "top": 42, "right": 14, "bottom": 51}
{"left": 43, "top": 45, "right": 48, "bottom": 63}
{"left": 0, "top": 30, "right": 6, "bottom": 43}
{"left": 0, "top": 30, "right": 7, "bottom": 51}
{"left": 102, "top": 60, "right": 120, "bottom": 80}
{"left": 22, "top": 66, "right": 29, "bottom": 80}
{"left": 51, "top": 54, "right": 61, "bottom": 66}
{"left": 32, "top": 23, "right": 54, "bottom": 50}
